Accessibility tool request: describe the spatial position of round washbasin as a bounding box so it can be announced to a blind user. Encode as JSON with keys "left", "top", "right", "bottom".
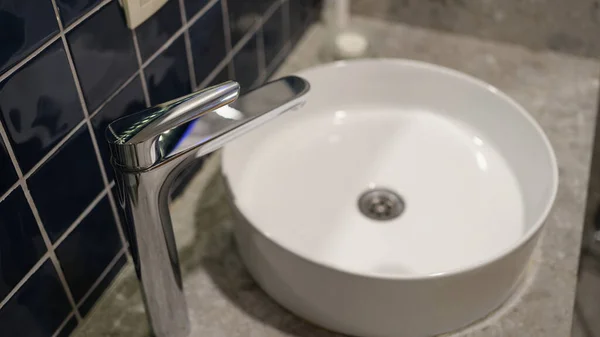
{"left": 221, "top": 59, "right": 558, "bottom": 337}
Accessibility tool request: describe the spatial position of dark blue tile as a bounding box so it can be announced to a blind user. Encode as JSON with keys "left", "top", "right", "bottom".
{"left": 135, "top": 0, "right": 182, "bottom": 61}
{"left": 55, "top": 316, "right": 78, "bottom": 337}
{"left": 67, "top": 1, "right": 137, "bottom": 111}
{"left": 184, "top": 0, "right": 210, "bottom": 19}
{"left": 289, "top": 0, "right": 321, "bottom": 46}
{"left": 28, "top": 126, "right": 104, "bottom": 242}
{"left": 92, "top": 77, "right": 146, "bottom": 180}
{"left": 206, "top": 64, "right": 232, "bottom": 88}
{"left": 189, "top": 2, "right": 227, "bottom": 85}
{"left": 56, "top": 197, "right": 122, "bottom": 301}
{"left": 0, "top": 260, "right": 72, "bottom": 337}
{"left": 265, "top": 48, "right": 289, "bottom": 79}
{"left": 145, "top": 36, "right": 191, "bottom": 105}
{"left": 233, "top": 32, "right": 260, "bottom": 93}
{"left": 0, "top": 137, "right": 17, "bottom": 195}
{"left": 0, "top": 40, "right": 84, "bottom": 173}
{"left": 55, "top": 0, "right": 103, "bottom": 26}
{"left": 80, "top": 253, "right": 127, "bottom": 316}
{"left": 0, "top": 0, "right": 59, "bottom": 75}
{"left": 226, "top": 0, "right": 273, "bottom": 46}
{"left": 0, "top": 188, "right": 46, "bottom": 300}
{"left": 262, "top": 5, "right": 285, "bottom": 68}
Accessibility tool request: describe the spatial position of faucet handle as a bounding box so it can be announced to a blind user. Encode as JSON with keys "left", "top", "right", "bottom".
{"left": 106, "top": 81, "right": 240, "bottom": 170}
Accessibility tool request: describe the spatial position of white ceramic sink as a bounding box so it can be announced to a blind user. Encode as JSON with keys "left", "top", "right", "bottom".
{"left": 221, "top": 59, "right": 558, "bottom": 337}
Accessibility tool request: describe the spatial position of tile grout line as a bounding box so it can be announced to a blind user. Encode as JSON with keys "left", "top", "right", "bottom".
{"left": 23, "top": 167, "right": 83, "bottom": 322}
{"left": 266, "top": 40, "right": 291, "bottom": 76}
{"left": 51, "top": 0, "right": 129, "bottom": 256}
{"left": 255, "top": 26, "right": 267, "bottom": 87}
{"left": 52, "top": 188, "right": 109, "bottom": 249}
{"left": 139, "top": 19, "right": 185, "bottom": 69}
{"left": 0, "top": 180, "right": 20, "bottom": 203}
{"left": 22, "top": 120, "right": 86, "bottom": 181}
{"left": 197, "top": 0, "right": 234, "bottom": 89}
{"left": 188, "top": 0, "right": 221, "bottom": 32}
{"left": 88, "top": 70, "right": 142, "bottom": 119}
{"left": 85, "top": 113, "right": 130, "bottom": 246}
{"left": 197, "top": 56, "right": 230, "bottom": 89}
{"left": 48, "top": 254, "right": 83, "bottom": 322}
{"left": 62, "top": 0, "right": 112, "bottom": 34}
{"left": 50, "top": 0, "right": 128, "bottom": 322}
{"left": 263, "top": 0, "right": 282, "bottom": 23}
{"left": 0, "top": 34, "right": 61, "bottom": 84}
{"left": 19, "top": 66, "right": 138, "bottom": 183}
{"left": 51, "top": 312, "right": 76, "bottom": 337}
{"left": 253, "top": 0, "right": 283, "bottom": 86}
{"left": 252, "top": 0, "right": 283, "bottom": 86}
{"left": 0, "top": 253, "right": 50, "bottom": 311}
{"left": 198, "top": 17, "right": 264, "bottom": 88}
{"left": 281, "top": 0, "right": 291, "bottom": 44}
{"left": 0, "top": 0, "right": 111, "bottom": 84}
{"left": 220, "top": 0, "right": 234, "bottom": 81}
{"left": 140, "top": 0, "right": 219, "bottom": 71}
{"left": 49, "top": 0, "right": 102, "bottom": 322}
{"left": 178, "top": 0, "right": 198, "bottom": 92}
{"left": 75, "top": 248, "right": 127, "bottom": 308}
{"left": 0, "top": 90, "right": 82, "bottom": 320}
{"left": 131, "top": 31, "right": 152, "bottom": 107}
{"left": 264, "top": 0, "right": 292, "bottom": 78}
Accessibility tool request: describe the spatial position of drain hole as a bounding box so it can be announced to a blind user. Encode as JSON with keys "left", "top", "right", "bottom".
{"left": 358, "top": 188, "right": 405, "bottom": 221}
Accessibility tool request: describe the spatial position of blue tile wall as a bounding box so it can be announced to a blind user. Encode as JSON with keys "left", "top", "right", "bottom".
{"left": 135, "top": 0, "right": 183, "bottom": 61}
{"left": 189, "top": 3, "right": 227, "bottom": 85}
{"left": 91, "top": 78, "right": 146, "bottom": 181}
{"left": 55, "top": 0, "right": 103, "bottom": 26}
{"left": 67, "top": 1, "right": 138, "bottom": 112}
{"left": 0, "top": 260, "right": 72, "bottom": 337}
{"left": 145, "top": 35, "right": 191, "bottom": 105}
{"left": 0, "top": 40, "right": 84, "bottom": 173}
{"left": 0, "top": 138, "right": 17, "bottom": 195}
{"left": 234, "top": 32, "right": 262, "bottom": 92}
{"left": 28, "top": 126, "right": 104, "bottom": 242}
{"left": 0, "top": 0, "right": 319, "bottom": 335}
{"left": 0, "top": 188, "right": 46, "bottom": 299}
{"left": 0, "top": 0, "right": 59, "bottom": 75}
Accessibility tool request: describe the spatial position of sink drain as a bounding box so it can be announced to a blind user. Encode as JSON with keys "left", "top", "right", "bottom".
{"left": 358, "top": 188, "right": 405, "bottom": 221}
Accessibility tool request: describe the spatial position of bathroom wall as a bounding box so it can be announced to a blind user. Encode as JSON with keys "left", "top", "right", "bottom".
{"left": 0, "top": 0, "right": 319, "bottom": 335}
{"left": 351, "top": 0, "right": 600, "bottom": 58}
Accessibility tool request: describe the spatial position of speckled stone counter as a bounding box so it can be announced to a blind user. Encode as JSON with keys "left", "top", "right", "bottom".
{"left": 73, "top": 17, "right": 600, "bottom": 337}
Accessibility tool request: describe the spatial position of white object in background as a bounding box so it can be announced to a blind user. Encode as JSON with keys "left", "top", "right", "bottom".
{"left": 120, "top": 0, "right": 168, "bottom": 29}
{"left": 323, "top": 0, "right": 369, "bottom": 59}
{"left": 335, "top": 31, "right": 368, "bottom": 59}
{"left": 222, "top": 59, "right": 558, "bottom": 337}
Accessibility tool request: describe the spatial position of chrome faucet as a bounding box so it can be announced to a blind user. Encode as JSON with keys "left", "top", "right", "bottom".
{"left": 105, "top": 77, "right": 310, "bottom": 337}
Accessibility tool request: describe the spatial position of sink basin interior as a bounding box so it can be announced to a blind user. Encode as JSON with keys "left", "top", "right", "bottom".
{"left": 227, "top": 107, "right": 524, "bottom": 277}
{"left": 223, "top": 59, "right": 557, "bottom": 278}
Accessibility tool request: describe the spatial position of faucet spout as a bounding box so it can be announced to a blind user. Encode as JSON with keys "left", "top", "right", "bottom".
{"left": 106, "top": 76, "right": 309, "bottom": 337}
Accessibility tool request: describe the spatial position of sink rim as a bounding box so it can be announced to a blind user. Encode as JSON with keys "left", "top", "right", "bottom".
{"left": 222, "top": 58, "right": 559, "bottom": 280}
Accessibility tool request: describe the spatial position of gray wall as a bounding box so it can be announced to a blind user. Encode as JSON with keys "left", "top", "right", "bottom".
{"left": 352, "top": 0, "right": 600, "bottom": 58}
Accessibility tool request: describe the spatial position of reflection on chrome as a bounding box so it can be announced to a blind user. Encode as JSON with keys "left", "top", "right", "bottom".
{"left": 105, "top": 77, "right": 310, "bottom": 337}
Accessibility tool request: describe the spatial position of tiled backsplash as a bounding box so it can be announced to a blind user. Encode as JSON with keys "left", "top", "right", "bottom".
{"left": 0, "top": 0, "right": 319, "bottom": 335}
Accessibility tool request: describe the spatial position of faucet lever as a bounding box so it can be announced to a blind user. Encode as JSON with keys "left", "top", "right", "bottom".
{"left": 106, "top": 81, "right": 240, "bottom": 171}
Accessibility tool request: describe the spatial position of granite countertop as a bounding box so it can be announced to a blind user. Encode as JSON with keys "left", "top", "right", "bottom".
{"left": 74, "top": 17, "right": 600, "bottom": 337}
